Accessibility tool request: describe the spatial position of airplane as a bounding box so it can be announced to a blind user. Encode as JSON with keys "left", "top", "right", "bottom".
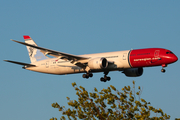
{"left": 4, "top": 35, "right": 178, "bottom": 82}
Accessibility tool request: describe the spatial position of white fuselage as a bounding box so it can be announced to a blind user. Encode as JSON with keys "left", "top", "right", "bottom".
{"left": 26, "top": 50, "right": 131, "bottom": 75}
{"left": 6, "top": 36, "right": 178, "bottom": 81}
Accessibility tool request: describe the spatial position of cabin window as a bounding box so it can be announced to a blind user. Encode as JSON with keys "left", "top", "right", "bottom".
{"left": 166, "top": 52, "right": 174, "bottom": 54}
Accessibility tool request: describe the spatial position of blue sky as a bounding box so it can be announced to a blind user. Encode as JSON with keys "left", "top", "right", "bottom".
{"left": 1, "top": 0, "right": 180, "bottom": 119}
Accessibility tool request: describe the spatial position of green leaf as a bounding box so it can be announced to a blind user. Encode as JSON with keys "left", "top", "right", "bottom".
{"left": 72, "top": 82, "right": 76, "bottom": 87}
{"left": 94, "top": 87, "right": 98, "bottom": 92}
{"left": 66, "top": 97, "right": 70, "bottom": 100}
{"left": 110, "top": 85, "right": 116, "bottom": 91}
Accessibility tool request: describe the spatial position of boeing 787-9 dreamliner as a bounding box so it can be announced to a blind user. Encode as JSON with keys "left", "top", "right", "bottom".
{"left": 4, "top": 36, "right": 178, "bottom": 82}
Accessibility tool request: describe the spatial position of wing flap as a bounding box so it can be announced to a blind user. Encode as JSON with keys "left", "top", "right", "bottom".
{"left": 71, "top": 61, "right": 87, "bottom": 69}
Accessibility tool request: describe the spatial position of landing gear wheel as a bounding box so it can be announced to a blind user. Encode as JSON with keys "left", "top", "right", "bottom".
{"left": 107, "top": 77, "right": 111, "bottom": 81}
{"left": 104, "top": 75, "right": 111, "bottom": 81}
{"left": 82, "top": 73, "right": 93, "bottom": 79}
{"left": 82, "top": 74, "right": 87, "bottom": 78}
{"left": 82, "top": 74, "right": 89, "bottom": 79}
{"left": 100, "top": 71, "right": 111, "bottom": 82}
{"left": 161, "top": 69, "right": 166, "bottom": 73}
{"left": 89, "top": 73, "right": 93, "bottom": 77}
{"left": 85, "top": 75, "right": 89, "bottom": 79}
{"left": 100, "top": 77, "right": 106, "bottom": 82}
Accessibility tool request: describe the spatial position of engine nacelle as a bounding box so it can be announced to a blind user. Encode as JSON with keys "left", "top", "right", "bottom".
{"left": 88, "top": 57, "right": 108, "bottom": 70}
{"left": 123, "top": 68, "right": 143, "bottom": 77}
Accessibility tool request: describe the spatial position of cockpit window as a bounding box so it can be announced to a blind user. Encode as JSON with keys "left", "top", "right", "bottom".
{"left": 166, "top": 52, "right": 174, "bottom": 54}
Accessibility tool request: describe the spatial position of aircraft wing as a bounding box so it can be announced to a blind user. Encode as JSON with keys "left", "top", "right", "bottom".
{"left": 4, "top": 60, "right": 36, "bottom": 67}
{"left": 11, "top": 40, "right": 89, "bottom": 61}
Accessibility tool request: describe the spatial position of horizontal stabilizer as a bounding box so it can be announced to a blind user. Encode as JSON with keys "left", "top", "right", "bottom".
{"left": 4, "top": 60, "right": 36, "bottom": 67}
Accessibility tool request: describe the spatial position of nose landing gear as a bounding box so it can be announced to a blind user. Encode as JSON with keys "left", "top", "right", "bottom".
{"left": 161, "top": 64, "right": 167, "bottom": 73}
{"left": 161, "top": 68, "right": 166, "bottom": 73}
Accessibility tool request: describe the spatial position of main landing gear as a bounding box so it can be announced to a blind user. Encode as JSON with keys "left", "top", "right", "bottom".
{"left": 100, "top": 72, "right": 111, "bottom": 82}
{"left": 82, "top": 71, "right": 111, "bottom": 82}
{"left": 82, "top": 73, "right": 93, "bottom": 79}
{"left": 161, "top": 64, "right": 167, "bottom": 73}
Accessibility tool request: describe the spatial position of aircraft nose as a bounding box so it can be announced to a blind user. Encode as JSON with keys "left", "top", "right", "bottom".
{"left": 173, "top": 54, "right": 178, "bottom": 62}
{"left": 163, "top": 52, "right": 178, "bottom": 64}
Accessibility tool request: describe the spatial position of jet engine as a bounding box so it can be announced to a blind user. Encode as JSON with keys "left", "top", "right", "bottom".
{"left": 123, "top": 68, "right": 143, "bottom": 77}
{"left": 88, "top": 57, "right": 108, "bottom": 70}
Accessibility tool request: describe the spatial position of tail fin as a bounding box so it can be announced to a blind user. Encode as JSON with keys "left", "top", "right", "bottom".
{"left": 23, "top": 35, "right": 47, "bottom": 63}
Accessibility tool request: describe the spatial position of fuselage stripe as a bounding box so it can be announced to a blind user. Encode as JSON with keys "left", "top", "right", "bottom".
{"left": 128, "top": 50, "right": 132, "bottom": 68}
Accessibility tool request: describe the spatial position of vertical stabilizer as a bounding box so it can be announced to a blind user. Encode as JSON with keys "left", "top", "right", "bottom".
{"left": 23, "top": 35, "right": 47, "bottom": 63}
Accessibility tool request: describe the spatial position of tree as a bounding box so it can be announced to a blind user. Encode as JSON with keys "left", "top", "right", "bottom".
{"left": 51, "top": 81, "right": 170, "bottom": 120}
